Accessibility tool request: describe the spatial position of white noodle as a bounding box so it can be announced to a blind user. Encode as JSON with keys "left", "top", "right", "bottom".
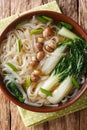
{"left": 0, "top": 15, "right": 69, "bottom": 106}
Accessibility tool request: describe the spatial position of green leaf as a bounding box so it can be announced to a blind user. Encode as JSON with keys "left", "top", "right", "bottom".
{"left": 30, "top": 29, "right": 43, "bottom": 35}
{"left": 40, "top": 88, "right": 52, "bottom": 96}
{"left": 6, "top": 62, "right": 19, "bottom": 72}
{"left": 26, "top": 75, "right": 31, "bottom": 87}
{"left": 16, "top": 38, "right": 21, "bottom": 53}
{"left": 19, "top": 96, "right": 25, "bottom": 102}
{"left": 71, "top": 77, "right": 80, "bottom": 89}
{"left": 8, "top": 82, "right": 24, "bottom": 102}
{"left": 53, "top": 39, "right": 87, "bottom": 82}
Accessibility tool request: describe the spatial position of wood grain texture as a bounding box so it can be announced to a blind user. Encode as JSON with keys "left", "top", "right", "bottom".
{"left": 49, "top": 116, "right": 67, "bottom": 130}
{"left": 0, "top": 1, "right": 11, "bottom": 130}
{"left": 0, "top": 91, "right": 10, "bottom": 130}
{"left": 80, "top": 109, "right": 87, "bottom": 130}
{"left": 79, "top": 0, "right": 87, "bottom": 31}
{"left": 0, "top": 0, "right": 87, "bottom": 130}
{"left": 58, "top": 0, "right": 78, "bottom": 21}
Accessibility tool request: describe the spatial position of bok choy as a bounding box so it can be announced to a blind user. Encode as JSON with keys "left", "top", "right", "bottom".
{"left": 8, "top": 81, "right": 25, "bottom": 102}
{"left": 47, "top": 76, "right": 73, "bottom": 104}
{"left": 39, "top": 38, "right": 87, "bottom": 102}
{"left": 58, "top": 27, "right": 79, "bottom": 39}
{"left": 42, "top": 45, "right": 67, "bottom": 75}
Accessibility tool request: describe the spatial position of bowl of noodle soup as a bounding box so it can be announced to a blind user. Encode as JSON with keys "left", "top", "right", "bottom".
{"left": 0, "top": 10, "right": 87, "bottom": 112}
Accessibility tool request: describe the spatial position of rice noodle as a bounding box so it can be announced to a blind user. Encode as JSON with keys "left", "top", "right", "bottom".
{"left": 0, "top": 15, "right": 77, "bottom": 106}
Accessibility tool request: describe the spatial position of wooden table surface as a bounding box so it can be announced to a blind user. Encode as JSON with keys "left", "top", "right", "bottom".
{"left": 0, "top": 0, "right": 87, "bottom": 130}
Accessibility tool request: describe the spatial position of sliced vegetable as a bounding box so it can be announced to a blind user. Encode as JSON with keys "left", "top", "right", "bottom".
{"left": 26, "top": 75, "right": 30, "bottom": 87}
{"left": 36, "top": 16, "right": 48, "bottom": 23}
{"left": 42, "top": 16, "right": 53, "bottom": 22}
{"left": 8, "top": 82, "right": 24, "bottom": 102}
{"left": 30, "top": 29, "right": 43, "bottom": 35}
{"left": 47, "top": 76, "right": 73, "bottom": 104}
{"left": 71, "top": 77, "right": 80, "bottom": 89}
{"left": 59, "top": 39, "right": 71, "bottom": 45}
{"left": 58, "top": 27, "right": 79, "bottom": 39}
{"left": 16, "top": 20, "right": 29, "bottom": 28}
{"left": 38, "top": 74, "right": 59, "bottom": 97}
{"left": 6, "top": 62, "right": 19, "bottom": 72}
{"left": 57, "top": 22, "right": 73, "bottom": 30}
{"left": 42, "top": 45, "right": 67, "bottom": 75}
{"left": 16, "top": 38, "right": 21, "bottom": 52}
{"left": 40, "top": 88, "right": 52, "bottom": 96}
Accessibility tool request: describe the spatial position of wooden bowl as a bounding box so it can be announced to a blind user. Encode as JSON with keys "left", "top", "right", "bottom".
{"left": 0, "top": 10, "right": 87, "bottom": 112}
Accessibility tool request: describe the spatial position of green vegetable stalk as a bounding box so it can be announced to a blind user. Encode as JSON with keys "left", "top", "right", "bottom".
{"left": 6, "top": 62, "right": 19, "bottom": 72}
{"left": 36, "top": 15, "right": 52, "bottom": 23}
{"left": 58, "top": 27, "right": 79, "bottom": 39}
{"left": 57, "top": 22, "right": 73, "bottom": 30}
{"left": 16, "top": 20, "right": 29, "bottom": 28}
{"left": 40, "top": 88, "right": 52, "bottom": 96}
{"left": 30, "top": 29, "right": 43, "bottom": 35}
{"left": 26, "top": 75, "right": 31, "bottom": 87}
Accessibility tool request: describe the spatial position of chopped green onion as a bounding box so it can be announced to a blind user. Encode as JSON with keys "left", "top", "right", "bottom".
{"left": 59, "top": 39, "right": 71, "bottom": 45}
{"left": 16, "top": 38, "right": 21, "bottom": 52}
{"left": 16, "top": 20, "right": 29, "bottom": 28}
{"left": 30, "top": 29, "right": 43, "bottom": 35}
{"left": 42, "top": 16, "right": 53, "bottom": 22}
{"left": 26, "top": 75, "right": 31, "bottom": 87}
{"left": 40, "top": 88, "right": 52, "bottom": 96}
{"left": 57, "top": 22, "right": 73, "bottom": 30}
{"left": 71, "top": 77, "right": 80, "bottom": 89}
{"left": 36, "top": 16, "right": 48, "bottom": 23}
{"left": 6, "top": 62, "right": 19, "bottom": 72}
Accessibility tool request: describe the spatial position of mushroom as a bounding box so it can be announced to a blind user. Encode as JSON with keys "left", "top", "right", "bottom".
{"left": 29, "top": 57, "right": 39, "bottom": 68}
{"left": 45, "top": 45, "right": 54, "bottom": 52}
{"left": 36, "top": 42, "right": 43, "bottom": 50}
{"left": 43, "top": 26, "right": 53, "bottom": 38}
{"left": 30, "top": 70, "right": 40, "bottom": 82}
{"left": 36, "top": 51, "right": 45, "bottom": 61}
{"left": 37, "top": 37, "right": 44, "bottom": 43}
{"left": 45, "top": 40, "right": 57, "bottom": 53}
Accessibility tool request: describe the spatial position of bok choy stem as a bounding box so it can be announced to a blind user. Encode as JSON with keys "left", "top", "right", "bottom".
{"left": 42, "top": 45, "right": 67, "bottom": 75}
{"left": 47, "top": 76, "right": 73, "bottom": 104}
{"left": 58, "top": 27, "right": 79, "bottom": 39}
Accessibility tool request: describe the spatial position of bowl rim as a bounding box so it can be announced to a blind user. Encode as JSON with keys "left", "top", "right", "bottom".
{"left": 0, "top": 10, "right": 87, "bottom": 113}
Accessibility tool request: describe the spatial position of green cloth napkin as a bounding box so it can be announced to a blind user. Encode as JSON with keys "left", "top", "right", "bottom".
{"left": 0, "top": 1, "right": 87, "bottom": 127}
{"left": 0, "top": 1, "right": 61, "bottom": 33}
